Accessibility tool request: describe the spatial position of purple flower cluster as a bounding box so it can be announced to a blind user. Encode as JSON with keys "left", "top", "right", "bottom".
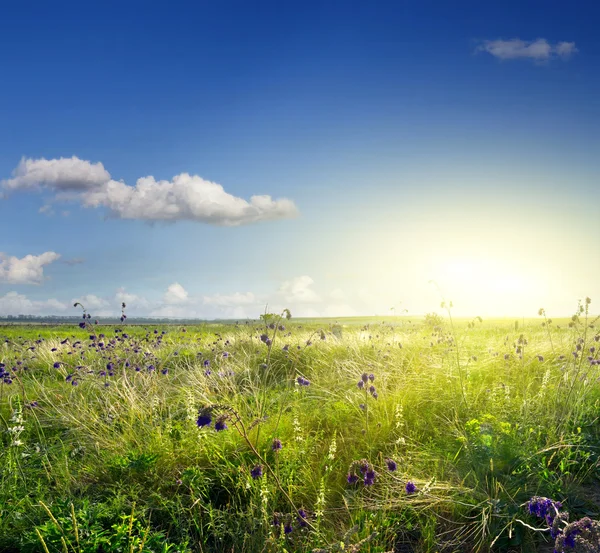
{"left": 357, "top": 373, "right": 377, "bottom": 397}
{"left": 196, "top": 409, "right": 229, "bottom": 432}
{"left": 347, "top": 459, "right": 377, "bottom": 487}
{"left": 296, "top": 376, "right": 310, "bottom": 386}
{"left": 527, "top": 496, "right": 563, "bottom": 527}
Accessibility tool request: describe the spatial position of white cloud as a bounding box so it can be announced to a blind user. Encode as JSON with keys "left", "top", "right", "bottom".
{"left": 279, "top": 275, "right": 321, "bottom": 303}
{"left": 2, "top": 157, "right": 298, "bottom": 226}
{"left": 477, "top": 38, "right": 578, "bottom": 62}
{"left": 115, "top": 287, "right": 150, "bottom": 309}
{"left": 0, "top": 252, "right": 61, "bottom": 284}
{"left": 0, "top": 292, "right": 68, "bottom": 315}
{"left": 71, "top": 294, "right": 109, "bottom": 310}
{"left": 164, "top": 282, "right": 189, "bottom": 304}
{"left": 3, "top": 156, "right": 110, "bottom": 191}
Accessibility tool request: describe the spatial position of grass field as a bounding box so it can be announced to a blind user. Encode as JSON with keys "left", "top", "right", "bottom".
{"left": 1, "top": 305, "right": 599, "bottom": 552}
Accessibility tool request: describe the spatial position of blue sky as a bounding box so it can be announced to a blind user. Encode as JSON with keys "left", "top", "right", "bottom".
{"left": 1, "top": 0, "right": 598, "bottom": 318}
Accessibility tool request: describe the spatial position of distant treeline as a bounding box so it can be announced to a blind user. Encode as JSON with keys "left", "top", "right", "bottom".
{"left": 0, "top": 315, "right": 248, "bottom": 325}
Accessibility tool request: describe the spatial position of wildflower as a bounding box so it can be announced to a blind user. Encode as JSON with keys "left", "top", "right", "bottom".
{"left": 53, "top": 362, "right": 61, "bottom": 368}
{"left": 369, "top": 385, "right": 376, "bottom": 395}
{"left": 405, "top": 481, "right": 417, "bottom": 494}
{"left": 357, "top": 380, "right": 365, "bottom": 389}
{"left": 297, "top": 509, "right": 308, "bottom": 527}
{"left": 368, "top": 373, "right": 375, "bottom": 382}
{"left": 386, "top": 458, "right": 397, "bottom": 471}
{"left": 297, "top": 376, "right": 310, "bottom": 386}
{"left": 361, "top": 373, "right": 369, "bottom": 383}
{"left": 364, "top": 469, "right": 376, "bottom": 486}
{"left": 196, "top": 412, "right": 212, "bottom": 428}
{"left": 284, "top": 522, "right": 293, "bottom": 534}
{"left": 347, "top": 473, "right": 359, "bottom": 485}
{"left": 272, "top": 438, "right": 283, "bottom": 451}
{"left": 251, "top": 464, "right": 263, "bottom": 479}
{"left": 214, "top": 417, "right": 228, "bottom": 432}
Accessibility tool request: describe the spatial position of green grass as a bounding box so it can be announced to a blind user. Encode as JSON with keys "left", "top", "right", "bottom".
{"left": 1, "top": 308, "right": 599, "bottom": 552}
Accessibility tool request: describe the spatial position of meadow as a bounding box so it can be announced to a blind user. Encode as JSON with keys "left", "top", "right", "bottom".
{"left": 1, "top": 302, "right": 599, "bottom": 553}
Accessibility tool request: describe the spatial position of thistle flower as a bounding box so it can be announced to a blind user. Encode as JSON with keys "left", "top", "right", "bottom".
{"left": 214, "top": 417, "right": 228, "bottom": 432}
{"left": 364, "top": 469, "right": 376, "bottom": 486}
{"left": 196, "top": 412, "right": 212, "bottom": 428}
{"left": 251, "top": 464, "right": 263, "bottom": 479}
{"left": 297, "top": 509, "right": 308, "bottom": 527}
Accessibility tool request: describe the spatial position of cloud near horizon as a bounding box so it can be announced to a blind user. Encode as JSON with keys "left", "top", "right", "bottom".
{"left": 1, "top": 156, "right": 298, "bottom": 226}
{"left": 477, "top": 38, "right": 578, "bottom": 62}
{"left": 0, "top": 277, "right": 358, "bottom": 319}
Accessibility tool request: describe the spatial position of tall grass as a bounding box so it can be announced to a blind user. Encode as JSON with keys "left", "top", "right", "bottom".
{"left": 0, "top": 305, "right": 599, "bottom": 552}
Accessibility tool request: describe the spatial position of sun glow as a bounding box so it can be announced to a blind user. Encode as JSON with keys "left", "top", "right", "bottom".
{"left": 427, "top": 256, "right": 545, "bottom": 317}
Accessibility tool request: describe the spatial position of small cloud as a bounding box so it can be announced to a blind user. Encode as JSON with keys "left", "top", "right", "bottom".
{"left": 39, "top": 204, "right": 54, "bottom": 215}
{"left": 164, "top": 282, "right": 189, "bottom": 304}
{"left": 114, "top": 287, "right": 150, "bottom": 309}
{"left": 279, "top": 275, "right": 321, "bottom": 304}
{"left": 477, "top": 38, "right": 578, "bottom": 62}
{"left": 0, "top": 251, "right": 61, "bottom": 285}
{"left": 71, "top": 294, "right": 109, "bottom": 310}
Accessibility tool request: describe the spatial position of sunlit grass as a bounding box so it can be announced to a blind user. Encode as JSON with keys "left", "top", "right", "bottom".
{"left": 0, "top": 304, "right": 599, "bottom": 552}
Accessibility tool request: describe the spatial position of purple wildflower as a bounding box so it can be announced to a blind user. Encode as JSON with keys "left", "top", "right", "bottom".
{"left": 196, "top": 412, "right": 212, "bottom": 428}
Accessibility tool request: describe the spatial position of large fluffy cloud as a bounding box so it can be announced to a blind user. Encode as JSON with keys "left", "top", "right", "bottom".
{"left": 477, "top": 38, "right": 578, "bottom": 62}
{"left": 0, "top": 252, "right": 60, "bottom": 284}
{"left": 1, "top": 156, "right": 298, "bottom": 226}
